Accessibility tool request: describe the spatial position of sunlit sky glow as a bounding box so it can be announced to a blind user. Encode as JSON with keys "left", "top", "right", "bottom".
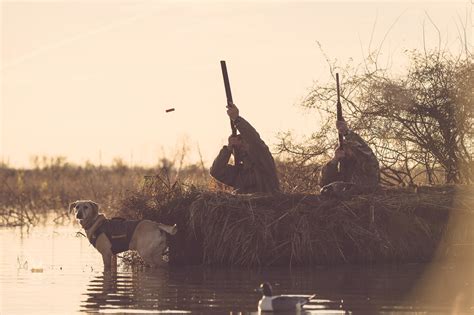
{"left": 1, "top": 1, "right": 471, "bottom": 168}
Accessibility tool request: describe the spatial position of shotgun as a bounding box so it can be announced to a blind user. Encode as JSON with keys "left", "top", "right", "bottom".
{"left": 220, "top": 61, "right": 237, "bottom": 137}
{"left": 220, "top": 60, "right": 241, "bottom": 165}
{"left": 336, "top": 73, "right": 344, "bottom": 147}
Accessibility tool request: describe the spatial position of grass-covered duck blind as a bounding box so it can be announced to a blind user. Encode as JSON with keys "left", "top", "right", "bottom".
{"left": 118, "top": 183, "right": 474, "bottom": 267}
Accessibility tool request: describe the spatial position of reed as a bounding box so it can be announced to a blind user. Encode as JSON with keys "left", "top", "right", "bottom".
{"left": 0, "top": 158, "right": 210, "bottom": 226}
{"left": 119, "top": 181, "right": 474, "bottom": 267}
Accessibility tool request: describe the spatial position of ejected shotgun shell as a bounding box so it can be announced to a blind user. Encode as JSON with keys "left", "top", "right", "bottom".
{"left": 165, "top": 108, "right": 175, "bottom": 113}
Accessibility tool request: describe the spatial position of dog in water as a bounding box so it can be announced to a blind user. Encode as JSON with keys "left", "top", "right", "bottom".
{"left": 69, "top": 200, "right": 177, "bottom": 269}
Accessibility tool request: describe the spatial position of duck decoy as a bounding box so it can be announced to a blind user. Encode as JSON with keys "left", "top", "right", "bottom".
{"left": 257, "top": 282, "right": 316, "bottom": 312}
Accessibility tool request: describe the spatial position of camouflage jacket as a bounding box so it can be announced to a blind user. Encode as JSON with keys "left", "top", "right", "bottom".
{"left": 210, "top": 116, "right": 280, "bottom": 194}
{"left": 320, "top": 131, "right": 380, "bottom": 194}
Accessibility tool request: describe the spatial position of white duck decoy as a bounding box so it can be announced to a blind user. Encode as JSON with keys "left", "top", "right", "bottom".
{"left": 257, "top": 282, "right": 316, "bottom": 312}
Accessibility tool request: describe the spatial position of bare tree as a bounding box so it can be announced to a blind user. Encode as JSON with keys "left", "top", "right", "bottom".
{"left": 279, "top": 49, "right": 473, "bottom": 185}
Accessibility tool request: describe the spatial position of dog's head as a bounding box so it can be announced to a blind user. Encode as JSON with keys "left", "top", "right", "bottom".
{"left": 69, "top": 200, "right": 99, "bottom": 227}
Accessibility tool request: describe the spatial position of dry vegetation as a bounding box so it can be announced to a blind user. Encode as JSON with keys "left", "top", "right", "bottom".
{"left": 119, "top": 176, "right": 473, "bottom": 267}
{"left": 0, "top": 48, "right": 472, "bottom": 266}
{"left": 278, "top": 49, "right": 473, "bottom": 186}
{"left": 0, "top": 156, "right": 210, "bottom": 226}
{"left": 115, "top": 49, "right": 473, "bottom": 267}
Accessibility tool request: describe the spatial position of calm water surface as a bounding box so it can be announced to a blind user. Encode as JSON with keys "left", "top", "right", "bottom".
{"left": 1, "top": 215, "right": 472, "bottom": 314}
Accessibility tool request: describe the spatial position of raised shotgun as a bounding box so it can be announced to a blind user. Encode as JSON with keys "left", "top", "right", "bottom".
{"left": 220, "top": 61, "right": 237, "bottom": 137}
{"left": 336, "top": 73, "right": 345, "bottom": 174}
{"left": 336, "top": 73, "right": 344, "bottom": 147}
{"left": 220, "top": 60, "right": 241, "bottom": 165}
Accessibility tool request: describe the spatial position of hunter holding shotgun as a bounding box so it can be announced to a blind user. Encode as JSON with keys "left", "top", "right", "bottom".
{"left": 319, "top": 74, "right": 380, "bottom": 197}
{"left": 209, "top": 61, "right": 280, "bottom": 194}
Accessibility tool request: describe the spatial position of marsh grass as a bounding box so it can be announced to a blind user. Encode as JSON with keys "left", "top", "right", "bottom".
{"left": 0, "top": 158, "right": 211, "bottom": 226}
{"left": 2, "top": 158, "right": 472, "bottom": 266}
{"left": 119, "top": 179, "right": 474, "bottom": 267}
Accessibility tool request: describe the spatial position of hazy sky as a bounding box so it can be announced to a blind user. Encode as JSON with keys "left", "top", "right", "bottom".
{"left": 1, "top": 1, "right": 471, "bottom": 168}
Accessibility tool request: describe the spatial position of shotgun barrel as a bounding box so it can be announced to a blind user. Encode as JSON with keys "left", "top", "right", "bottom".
{"left": 220, "top": 60, "right": 237, "bottom": 136}
{"left": 336, "top": 73, "right": 344, "bottom": 146}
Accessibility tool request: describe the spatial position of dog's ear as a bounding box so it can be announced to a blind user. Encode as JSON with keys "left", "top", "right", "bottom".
{"left": 88, "top": 200, "right": 99, "bottom": 215}
{"left": 69, "top": 201, "right": 78, "bottom": 213}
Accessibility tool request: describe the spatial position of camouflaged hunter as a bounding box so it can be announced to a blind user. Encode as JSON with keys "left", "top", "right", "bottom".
{"left": 320, "top": 130, "right": 380, "bottom": 195}
{"left": 210, "top": 116, "right": 280, "bottom": 194}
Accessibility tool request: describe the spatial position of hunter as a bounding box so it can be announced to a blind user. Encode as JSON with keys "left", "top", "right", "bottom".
{"left": 320, "top": 120, "right": 380, "bottom": 197}
{"left": 210, "top": 103, "right": 280, "bottom": 194}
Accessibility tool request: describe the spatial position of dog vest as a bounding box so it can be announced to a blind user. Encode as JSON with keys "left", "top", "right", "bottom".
{"left": 89, "top": 218, "right": 141, "bottom": 254}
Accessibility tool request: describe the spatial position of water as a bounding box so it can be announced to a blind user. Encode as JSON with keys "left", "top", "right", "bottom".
{"left": 1, "top": 215, "right": 473, "bottom": 314}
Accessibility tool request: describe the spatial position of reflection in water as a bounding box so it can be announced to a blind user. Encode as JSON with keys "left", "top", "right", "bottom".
{"left": 81, "top": 268, "right": 260, "bottom": 314}
{"left": 80, "top": 264, "right": 473, "bottom": 314}
{"left": 1, "top": 218, "right": 473, "bottom": 314}
{"left": 83, "top": 272, "right": 135, "bottom": 310}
